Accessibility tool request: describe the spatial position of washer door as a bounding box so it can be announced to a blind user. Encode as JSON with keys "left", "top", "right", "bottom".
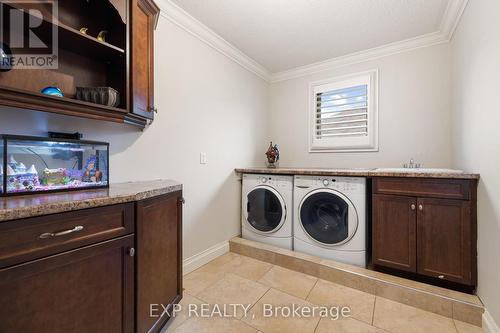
{"left": 244, "top": 186, "right": 286, "bottom": 234}
{"left": 299, "top": 189, "right": 358, "bottom": 246}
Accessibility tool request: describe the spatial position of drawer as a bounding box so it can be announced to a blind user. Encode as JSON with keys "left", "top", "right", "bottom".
{"left": 0, "top": 203, "right": 134, "bottom": 269}
{"left": 373, "top": 177, "right": 472, "bottom": 200}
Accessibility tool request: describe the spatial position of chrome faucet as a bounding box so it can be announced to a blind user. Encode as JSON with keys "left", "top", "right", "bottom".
{"left": 403, "top": 158, "right": 421, "bottom": 169}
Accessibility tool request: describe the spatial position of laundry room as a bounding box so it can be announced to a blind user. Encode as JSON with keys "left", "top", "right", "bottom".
{"left": 0, "top": 1, "right": 499, "bottom": 333}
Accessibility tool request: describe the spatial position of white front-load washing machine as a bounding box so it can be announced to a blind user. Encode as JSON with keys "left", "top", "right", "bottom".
{"left": 293, "top": 175, "right": 366, "bottom": 267}
{"left": 242, "top": 173, "right": 293, "bottom": 250}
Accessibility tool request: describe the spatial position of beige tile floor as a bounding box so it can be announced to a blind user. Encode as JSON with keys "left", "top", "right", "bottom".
{"left": 163, "top": 253, "right": 483, "bottom": 333}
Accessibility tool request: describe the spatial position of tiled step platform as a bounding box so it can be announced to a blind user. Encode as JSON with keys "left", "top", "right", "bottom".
{"left": 229, "top": 237, "right": 484, "bottom": 327}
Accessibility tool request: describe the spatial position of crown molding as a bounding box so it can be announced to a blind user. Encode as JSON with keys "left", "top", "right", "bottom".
{"left": 270, "top": 31, "right": 448, "bottom": 82}
{"left": 270, "top": 0, "right": 469, "bottom": 82}
{"left": 440, "top": 0, "right": 469, "bottom": 40}
{"left": 154, "top": 0, "right": 468, "bottom": 83}
{"left": 155, "top": 0, "right": 272, "bottom": 82}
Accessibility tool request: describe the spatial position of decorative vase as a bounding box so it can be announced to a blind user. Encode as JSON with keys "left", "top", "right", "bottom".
{"left": 41, "top": 86, "right": 64, "bottom": 97}
{"left": 265, "top": 141, "right": 280, "bottom": 168}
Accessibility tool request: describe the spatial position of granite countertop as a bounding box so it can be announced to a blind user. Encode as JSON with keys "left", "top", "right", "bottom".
{"left": 235, "top": 167, "right": 480, "bottom": 180}
{"left": 0, "top": 180, "right": 182, "bottom": 222}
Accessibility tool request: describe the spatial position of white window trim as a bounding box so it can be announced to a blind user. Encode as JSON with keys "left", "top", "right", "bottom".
{"left": 308, "top": 69, "right": 379, "bottom": 153}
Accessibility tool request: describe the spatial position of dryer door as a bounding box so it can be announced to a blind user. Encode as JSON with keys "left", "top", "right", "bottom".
{"left": 299, "top": 189, "right": 358, "bottom": 246}
{"left": 244, "top": 186, "right": 286, "bottom": 234}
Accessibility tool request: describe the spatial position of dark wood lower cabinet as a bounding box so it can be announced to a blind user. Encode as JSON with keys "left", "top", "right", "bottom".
{"left": 417, "top": 197, "right": 472, "bottom": 284}
{"left": 373, "top": 194, "right": 417, "bottom": 272}
{"left": 136, "top": 192, "right": 183, "bottom": 333}
{"left": 0, "top": 190, "right": 183, "bottom": 333}
{"left": 372, "top": 178, "right": 477, "bottom": 289}
{"left": 0, "top": 235, "right": 135, "bottom": 333}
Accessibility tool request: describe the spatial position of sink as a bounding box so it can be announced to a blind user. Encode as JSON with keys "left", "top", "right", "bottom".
{"left": 375, "top": 168, "right": 464, "bottom": 173}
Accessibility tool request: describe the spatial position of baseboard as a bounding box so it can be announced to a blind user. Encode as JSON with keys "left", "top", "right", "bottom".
{"left": 483, "top": 310, "right": 500, "bottom": 333}
{"left": 183, "top": 240, "right": 229, "bottom": 275}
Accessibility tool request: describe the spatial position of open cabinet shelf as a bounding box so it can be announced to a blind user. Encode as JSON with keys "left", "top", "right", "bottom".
{"left": 55, "top": 21, "right": 126, "bottom": 61}
{"left": 0, "top": 0, "right": 155, "bottom": 128}
{"left": 0, "top": 85, "right": 126, "bottom": 118}
{"left": 4, "top": 1, "right": 126, "bottom": 61}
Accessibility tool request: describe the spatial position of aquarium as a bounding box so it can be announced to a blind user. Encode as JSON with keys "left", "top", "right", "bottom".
{"left": 1, "top": 135, "right": 109, "bottom": 195}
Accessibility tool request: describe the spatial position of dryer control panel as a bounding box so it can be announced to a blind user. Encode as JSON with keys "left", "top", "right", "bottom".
{"left": 243, "top": 173, "right": 293, "bottom": 189}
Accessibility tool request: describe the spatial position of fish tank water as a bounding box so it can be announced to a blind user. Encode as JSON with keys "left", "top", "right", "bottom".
{"left": 1, "top": 135, "right": 109, "bottom": 195}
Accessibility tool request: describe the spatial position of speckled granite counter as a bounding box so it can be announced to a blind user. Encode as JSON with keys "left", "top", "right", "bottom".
{"left": 235, "top": 167, "right": 480, "bottom": 180}
{"left": 0, "top": 180, "right": 182, "bottom": 222}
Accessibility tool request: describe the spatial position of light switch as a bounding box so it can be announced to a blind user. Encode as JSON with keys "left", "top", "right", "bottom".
{"left": 200, "top": 152, "right": 208, "bottom": 164}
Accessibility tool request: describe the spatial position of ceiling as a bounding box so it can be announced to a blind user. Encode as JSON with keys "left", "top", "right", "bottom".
{"left": 171, "top": 0, "right": 451, "bottom": 73}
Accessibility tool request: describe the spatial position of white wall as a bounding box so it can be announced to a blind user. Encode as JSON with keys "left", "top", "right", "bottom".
{"left": 268, "top": 44, "right": 452, "bottom": 169}
{"left": 451, "top": 0, "right": 500, "bottom": 325}
{"left": 0, "top": 17, "right": 269, "bottom": 259}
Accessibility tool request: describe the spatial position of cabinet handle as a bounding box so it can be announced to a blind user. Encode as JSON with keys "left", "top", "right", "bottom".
{"left": 128, "top": 247, "right": 135, "bottom": 257}
{"left": 410, "top": 204, "right": 416, "bottom": 210}
{"left": 39, "top": 225, "right": 84, "bottom": 239}
{"left": 438, "top": 275, "right": 445, "bottom": 279}
{"left": 180, "top": 197, "right": 185, "bottom": 204}
{"left": 418, "top": 204, "right": 423, "bottom": 211}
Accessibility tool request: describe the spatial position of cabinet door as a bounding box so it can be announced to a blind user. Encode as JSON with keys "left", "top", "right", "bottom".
{"left": 373, "top": 194, "right": 417, "bottom": 272}
{"left": 417, "top": 198, "right": 472, "bottom": 284}
{"left": 130, "top": 0, "right": 159, "bottom": 120}
{"left": 0, "top": 235, "right": 134, "bottom": 333}
{"left": 136, "top": 191, "right": 183, "bottom": 333}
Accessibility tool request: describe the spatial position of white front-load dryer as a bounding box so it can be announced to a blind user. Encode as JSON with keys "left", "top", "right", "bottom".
{"left": 293, "top": 175, "right": 366, "bottom": 267}
{"left": 242, "top": 174, "right": 293, "bottom": 250}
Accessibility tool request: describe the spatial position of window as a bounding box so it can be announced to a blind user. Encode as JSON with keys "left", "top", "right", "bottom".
{"left": 309, "top": 70, "right": 378, "bottom": 152}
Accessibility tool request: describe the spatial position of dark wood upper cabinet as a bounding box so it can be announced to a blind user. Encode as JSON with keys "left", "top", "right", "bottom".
{"left": 372, "top": 178, "right": 477, "bottom": 288}
{"left": 0, "top": 235, "right": 135, "bottom": 333}
{"left": 417, "top": 197, "right": 472, "bottom": 284}
{"left": 136, "top": 191, "right": 183, "bottom": 333}
{"left": 0, "top": 0, "right": 159, "bottom": 128}
{"left": 130, "top": 0, "right": 159, "bottom": 121}
{"left": 373, "top": 194, "right": 417, "bottom": 272}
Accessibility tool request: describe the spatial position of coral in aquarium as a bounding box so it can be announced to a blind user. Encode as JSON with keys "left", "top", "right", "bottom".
{"left": 82, "top": 155, "right": 103, "bottom": 183}
{"left": 5, "top": 155, "right": 40, "bottom": 191}
{"left": 41, "top": 168, "right": 70, "bottom": 186}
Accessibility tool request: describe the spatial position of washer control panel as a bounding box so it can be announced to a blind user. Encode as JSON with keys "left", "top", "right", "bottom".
{"left": 294, "top": 175, "right": 365, "bottom": 191}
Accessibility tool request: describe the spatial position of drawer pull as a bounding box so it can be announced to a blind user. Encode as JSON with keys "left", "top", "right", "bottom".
{"left": 438, "top": 275, "right": 445, "bottom": 279}
{"left": 39, "top": 226, "right": 84, "bottom": 239}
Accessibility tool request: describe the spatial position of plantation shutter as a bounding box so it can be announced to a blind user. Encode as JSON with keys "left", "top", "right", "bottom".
{"left": 310, "top": 70, "right": 378, "bottom": 151}
{"left": 315, "top": 84, "right": 368, "bottom": 139}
